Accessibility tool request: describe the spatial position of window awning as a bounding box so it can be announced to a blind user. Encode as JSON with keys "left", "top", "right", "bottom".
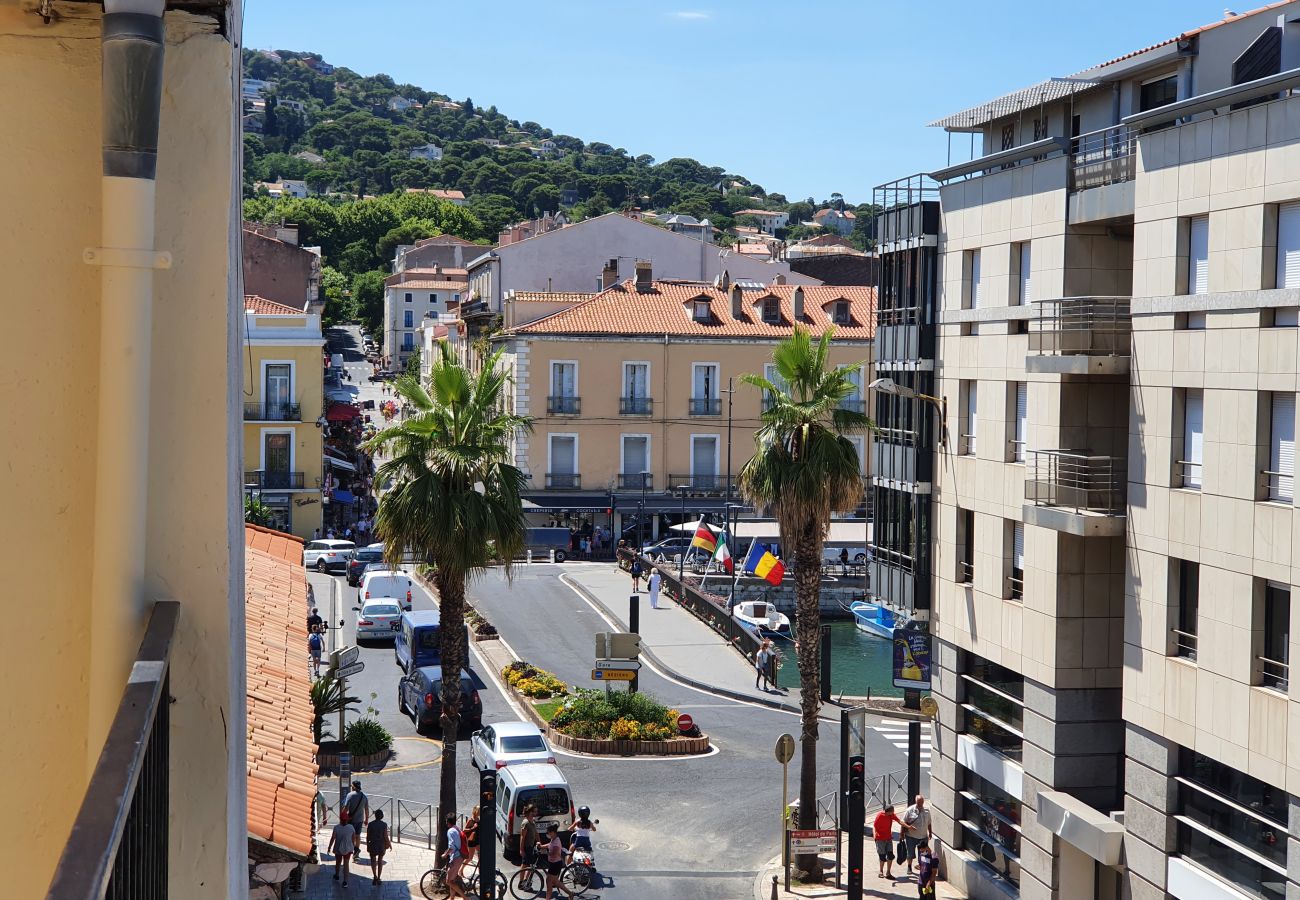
{"left": 326, "top": 402, "right": 361, "bottom": 422}
{"left": 324, "top": 454, "right": 356, "bottom": 472}
{"left": 332, "top": 489, "right": 356, "bottom": 506}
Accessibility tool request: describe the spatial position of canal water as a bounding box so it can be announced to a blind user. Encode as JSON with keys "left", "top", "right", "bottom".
{"left": 773, "top": 619, "right": 902, "bottom": 698}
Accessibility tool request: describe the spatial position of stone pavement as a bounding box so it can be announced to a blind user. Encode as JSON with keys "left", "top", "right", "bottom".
{"left": 302, "top": 827, "right": 507, "bottom": 899}
{"left": 752, "top": 835, "right": 967, "bottom": 900}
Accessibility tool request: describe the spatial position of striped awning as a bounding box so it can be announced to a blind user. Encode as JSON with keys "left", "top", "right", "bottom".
{"left": 929, "top": 77, "right": 1103, "bottom": 131}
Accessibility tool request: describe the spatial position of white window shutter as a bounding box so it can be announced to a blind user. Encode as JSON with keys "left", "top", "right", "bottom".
{"left": 1188, "top": 216, "right": 1209, "bottom": 295}
{"left": 1271, "top": 393, "right": 1295, "bottom": 501}
{"left": 970, "top": 250, "right": 982, "bottom": 309}
{"left": 552, "top": 436, "right": 575, "bottom": 473}
{"left": 1019, "top": 243, "right": 1032, "bottom": 305}
{"left": 1184, "top": 391, "right": 1203, "bottom": 489}
{"left": 1278, "top": 203, "right": 1300, "bottom": 290}
{"left": 1015, "top": 382, "right": 1027, "bottom": 461}
{"left": 967, "top": 381, "right": 978, "bottom": 452}
{"left": 1013, "top": 522, "right": 1024, "bottom": 570}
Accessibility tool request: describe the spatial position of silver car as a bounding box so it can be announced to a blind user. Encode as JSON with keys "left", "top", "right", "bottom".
{"left": 470, "top": 721, "right": 555, "bottom": 771}
{"left": 354, "top": 599, "right": 402, "bottom": 642}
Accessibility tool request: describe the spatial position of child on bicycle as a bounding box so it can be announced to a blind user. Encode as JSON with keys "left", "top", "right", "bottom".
{"left": 567, "top": 805, "right": 596, "bottom": 865}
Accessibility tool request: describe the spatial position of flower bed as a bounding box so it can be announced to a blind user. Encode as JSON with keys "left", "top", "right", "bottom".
{"left": 501, "top": 661, "right": 569, "bottom": 699}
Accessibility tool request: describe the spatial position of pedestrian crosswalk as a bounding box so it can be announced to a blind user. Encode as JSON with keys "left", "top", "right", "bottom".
{"left": 874, "top": 718, "right": 933, "bottom": 769}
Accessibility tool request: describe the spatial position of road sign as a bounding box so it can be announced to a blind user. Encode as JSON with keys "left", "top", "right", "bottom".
{"left": 334, "top": 645, "right": 360, "bottom": 669}
{"left": 919, "top": 696, "right": 939, "bottom": 718}
{"left": 591, "top": 669, "right": 636, "bottom": 681}
{"left": 677, "top": 713, "right": 694, "bottom": 732}
{"left": 336, "top": 661, "right": 366, "bottom": 679}
{"left": 594, "top": 659, "right": 641, "bottom": 671}
{"left": 774, "top": 733, "right": 796, "bottom": 764}
{"left": 607, "top": 632, "right": 642, "bottom": 659}
{"left": 789, "top": 829, "right": 838, "bottom": 853}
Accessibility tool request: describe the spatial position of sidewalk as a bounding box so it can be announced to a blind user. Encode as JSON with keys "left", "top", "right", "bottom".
{"left": 752, "top": 833, "right": 967, "bottom": 900}
{"left": 566, "top": 565, "right": 801, "bottom": 711}
{"left": 301, "top": 827, "right": 496, "bottom": 899}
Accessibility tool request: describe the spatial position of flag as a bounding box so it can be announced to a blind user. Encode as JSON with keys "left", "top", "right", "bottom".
{"left": 690, "top": 519, "right": 717, "bottom": 554}
{"left": 743, "top": 541, "right": 786, "bottom": 586}
{"left": 713, "top": 532, "right": 733, "bottom": 574}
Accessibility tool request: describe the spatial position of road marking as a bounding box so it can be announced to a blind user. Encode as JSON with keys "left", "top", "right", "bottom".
{"left": 872, "top": 720, "right": 933, "bottom": 769}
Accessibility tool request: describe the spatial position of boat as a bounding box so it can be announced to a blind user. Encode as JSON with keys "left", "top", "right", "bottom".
{"left": 849, "top": 600, "right": 896, "bottom": 640}
{"left": 732, "top": 600, "right": 791, "bottom": 638}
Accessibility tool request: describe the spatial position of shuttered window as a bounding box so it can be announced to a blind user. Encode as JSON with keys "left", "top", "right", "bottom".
{"left": 1012, "top": 522, "right": 1024, "bottom": 570}
{"left": 550, "top": 435, "right": 576, "bottom": 474}
{"left": 1018, "top": 242, "right": 1032, "bottom": 305}
{"left": 1188, "top": 216, "right": 1209, "bottom": 295}
{"left": 1277, "top": 202, "right": 1300, "bottom": 289}
{"left": 1270, "top": 393, "right": 1295, "bottom": 502}
{"left": 962, "top": 380, "right": 978, "bottom": 455}
{"left": 969, "top": 249, "right": 982, "bottom": 309}
{"left": 1014, "top": 382, "right": 1027, "bottom": 462}
{"left": 1183, "top": 390, "right": 1203, "bottom": 489}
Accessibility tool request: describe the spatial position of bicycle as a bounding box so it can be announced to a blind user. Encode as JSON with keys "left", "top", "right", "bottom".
{"left": 421, "top": 856, "right": 508, "bottom": 900}
{"left": 509, "top": 856, "right": 594, "bottom": 898}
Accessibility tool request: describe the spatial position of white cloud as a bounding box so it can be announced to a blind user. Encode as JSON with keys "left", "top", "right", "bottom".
{"left": 671, "top": 10, "right": 711, "bottom": 20}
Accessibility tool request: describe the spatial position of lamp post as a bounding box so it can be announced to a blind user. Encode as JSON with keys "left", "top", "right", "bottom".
{"left": 722, "top": 376, "right": 737, "bottom": 607}
{"left": 676, "top": 483, "right": 690, "bottom": 583}
{"left": 638, "top": 471, "right": 650, "bottom": 550}
{"left": 868, "top": 377, "right": 946, "bottom": 447}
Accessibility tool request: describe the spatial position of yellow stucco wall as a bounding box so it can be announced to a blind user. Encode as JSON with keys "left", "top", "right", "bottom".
{"left": 0, "top": 6, "right": 242, "bottom": 898}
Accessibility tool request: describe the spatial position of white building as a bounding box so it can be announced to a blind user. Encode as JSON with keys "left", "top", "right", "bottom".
{"left": 812, "top": 207, "right": 856, "bottom": 236}
{"left": 383, "top": 271, "right": 467, "bottom": 371}
{"left": 734, "top": 208, "right": 790, "bottom": 235}
{"left": 388, "top": 96, "right": 420, "bottom": 112}
{"left": 409, "top": 143, "right": 443, "bottom": 161}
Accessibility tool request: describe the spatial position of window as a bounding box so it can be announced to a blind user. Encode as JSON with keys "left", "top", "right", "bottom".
{"left": 265, "top": 363, "right": 291, "bottom": 419}
{"left": 1259, "top": 581, "right": 1290, "bottom": 691}
{"left": 961, "top": 655, "right": 1024, "bottom": 761}
{"left": 453, "top": 293, "right": 461, "bottom": 303}
{"left": 1268, "top": 393, "right": 1295, "bottom": 502}
{"left": 1180, "top": 389, "right": 1204, "bottom": 489}
{"left": 761, "top": 296, "right": 781, "bottom": 324}
{"left": 1015, "top": 242, "right": 1032, "bottom": 305}
{"left": 404, "top": 292, "right": 412, "bottom": 302}
{"left": 957, "top": 508, "right": 975, "bottom": 584}
{"left": 691, "top": 364, "right": 720, "bottom": 415}
{"left": 620, "top": 435, "right": 650, "bottom": 488}
{"left": 841, "top": 367, "right": 864, "bottom": 412}
{"left": 1187, "top": 215, "right": 1209, "bottom": 295}
{"left": 1010, "top": 382, "right": 1026, "bottom": 462}
{"left": 1139, "top": 74, "right": 1179, "bottom": 112}
{"left": 1278, "top": 202, "right": 1300, "bottom": 289}
{"left": 621, "top": 362, "right": 650, "bottom": 414}
{"left": 960, "top": 380, "right": 978, "bottom": 455}
{"left": 1008, "top": 521, "right": 1024, "bottom": 601}
{"left": 401, "top": 334, "right": 414, "bottom": 351}
{"left": 549, "top": 361, "right": 579, "bottom": 414}
{"left": 1267, "top": 308, "right": 1299, "bottom": 327}
{"left": 547, "top": 434, "right": 578, "bottom": 489}
{"left": 1172, "top": 560, "right": 1199, "bottom": 660}
{"left": 762, "top": 362, "right": 787, "bottom": 412}
{"left": 966, "top": 249, "right": 982, "bottom": 309}
{"left": 833, "top": 301, "right": 850, "bottom": 324}
{"left": 693, "top": 300, "right": 710, "bottom": 321}
{"left": 690, "top": 435, "right": 719, "bottom": 490}
{"left": 403, "top": 310, "right": 413, "bottom": 328}
{"left": 958, "top": 771, "right": 1022, "bottom": 887}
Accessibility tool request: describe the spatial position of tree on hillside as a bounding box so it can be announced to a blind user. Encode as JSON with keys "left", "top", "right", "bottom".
{"left": 376, "top": 219, "right": 442, "bottom": 267}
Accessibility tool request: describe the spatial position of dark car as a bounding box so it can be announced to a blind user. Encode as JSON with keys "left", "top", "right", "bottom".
{"left": 398, "top": 666, "right": 485, "bottom": 736}
{"left": 346, "top": 545, "right": 385, "bottom": 586}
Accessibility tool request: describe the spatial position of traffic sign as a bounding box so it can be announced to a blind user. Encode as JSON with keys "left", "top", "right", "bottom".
{"left": 774, "top": 733, "right": 796, "bottom": 764}
{"left": 333, "top": 646, "right": 360, "bottom": 669}
{"left": 677, "top": 714, "right": 694, "bottom": 732}
{"left": 591, "top": 669, "right": 636, "bottom": 681}
{"left": 336, "top": 661, "right": 366, "bottom": 679}
{"left": 919, "top": 696, "right": 939, "bottom": 718}
{"left": 594, "top": 659, "right": 641, "bottom": 671}
{"left": 789, "top": 829, "right": 838, "bottom": 853}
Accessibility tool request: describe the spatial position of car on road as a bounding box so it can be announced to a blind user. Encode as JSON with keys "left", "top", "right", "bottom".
{"left": 354, "top": 599, "right": 402, "bottom": 642}
{"left": 495, "top": 763, "right": 575, "bottom": 857}
{"left": 397, "top": 666, "right": 485, "bottom": 735}
{"left": 641, "top": 536, "right": 706, "bottom": 562}
{"left": 359, "top": 568, "right": 414, "bottom": 610}
{"left": 303, "top": 539, "right": 355, "bottom": 572}
{"left": 394, "top": 609, "right": 469, "bottom": 673}
{"left": 346, "top": 544, "right": 386, "bottom": 586}
{"left": 470, "top": 722, "right": 555, "bottom": 771}
{"left": 523, "top": 527, "right": 573, "bottom": 563}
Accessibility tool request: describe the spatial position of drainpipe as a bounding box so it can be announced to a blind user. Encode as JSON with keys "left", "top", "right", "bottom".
{"left": 85, "top": 0, "right": 171, "bottom": 770}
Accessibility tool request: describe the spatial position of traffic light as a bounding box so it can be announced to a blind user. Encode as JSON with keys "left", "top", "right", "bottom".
{"left": 847, "top": 755, "right": 865, "bottom": 796}
{"left": 607, "top": 632, "right": 641, "bottom": 659}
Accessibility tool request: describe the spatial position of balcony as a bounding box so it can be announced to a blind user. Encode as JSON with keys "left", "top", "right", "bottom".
{"left": 670, "top": 474, "right": 734, "bottom": 495}
{"left": 1023, "top": 450, "right": 1126, "bottom": 536}
{"left": 1027, "top": 297, "right": 1131, "bottom": 375}
{"left": 1067, "top": 124, "right": 1137, "bottom": 224}
{"left": 688, "top": 397, "right": 721, "bottom": 416}
{"left": 619, "top": 396, "right": 652, "bottom": 415}
{"left": 547, "top": 395, "right": 581, "bottom": 415}
{"left": 545, "top": 472, "right": 580, "bottom": 489}
{"left": 245, "top": 470, "right": 306, "bottom": 490}
{"left": 49, "top": 601, "right": 177, "bottom": 900}
{"left": 618, "top": 473, "right": 653, "bottom": 490}
{"left": 243, "top": 401, "right": 301, "bottom": 422}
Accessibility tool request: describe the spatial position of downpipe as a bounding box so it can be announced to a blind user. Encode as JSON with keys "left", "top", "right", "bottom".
{"left": 86, "top": 0, "right": 171, "bottom": 768}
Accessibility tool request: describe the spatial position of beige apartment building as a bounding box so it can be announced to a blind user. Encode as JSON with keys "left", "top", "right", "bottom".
{"left": 475, "top": 264, "right": 874, "bottom": 534}
{"left": 876, "top": 4, "right": 1300, "bottom": 899}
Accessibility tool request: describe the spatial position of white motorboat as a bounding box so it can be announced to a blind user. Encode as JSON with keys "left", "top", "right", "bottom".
{"left": 732, "top": 600, "right": 791, "bottom": 638}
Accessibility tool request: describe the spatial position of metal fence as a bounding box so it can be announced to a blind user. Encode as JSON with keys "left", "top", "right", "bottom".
{"left": 1025, "top": 450, "right": 1126, "bottom": 514}
{"left": 323, "top": 794, "right": 445, "bottom": 849}
{"left": 1069, "top": 123, "right": 1137, "bottom": 191}
{"left": 1028, "top": 296, "right": 1131, "bottom": 358}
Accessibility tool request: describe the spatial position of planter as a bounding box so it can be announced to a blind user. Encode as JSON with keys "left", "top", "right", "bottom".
{"left": 505, "top": 683, "right": 710, "bottom": 757}
{"left": 472, "top": 631, "right": 500, "bottom": 643}
{"left": 317, "top": 745, "right": 392, "bottom": 775}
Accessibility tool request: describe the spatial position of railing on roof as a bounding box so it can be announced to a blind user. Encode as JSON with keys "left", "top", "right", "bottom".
{"left": 48, "top": 601, "right": 179, "bottom": 900}
{"left": 1028, "top": 297, "right": 1132, "bottom": 357}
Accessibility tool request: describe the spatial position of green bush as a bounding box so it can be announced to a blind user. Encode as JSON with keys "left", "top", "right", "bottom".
{"left": 344, "top": 716, "right": 393, "bottom": 756}
{"left": 550, "top": 689, "right": 678, "bottom": 740}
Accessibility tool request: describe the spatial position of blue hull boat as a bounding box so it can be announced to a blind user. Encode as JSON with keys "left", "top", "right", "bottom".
{"left": 849, "top": 600, "right": 895, "bottom": 640}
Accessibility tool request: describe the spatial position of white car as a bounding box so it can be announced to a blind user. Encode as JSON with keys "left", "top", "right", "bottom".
{"left": 470, "top": 721, "right": 556, "bottom": 771}
{"left": 354, "top": 599, "right": 403, "bottom": 642}
{"left": 359, "top": 568, "right": 414, "bottom": 611}
{"left": 303, "top": 539, "right": 355, "bottom": 572}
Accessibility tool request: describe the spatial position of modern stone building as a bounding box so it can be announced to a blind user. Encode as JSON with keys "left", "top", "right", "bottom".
{"left": 872, "top": 4, "right": 1300, "bottom": 898}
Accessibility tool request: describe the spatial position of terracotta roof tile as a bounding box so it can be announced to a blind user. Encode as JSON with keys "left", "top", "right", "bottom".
{"left": 389, "top": 280, "right": 468, "bottom": 290}
{"left": 511, "top": 280, "right": 874, "bottom": 340}
{"left": 1090, "top": 2, "right": 1293, "bottom": 68}
{"left": 245, "top": 295, "right": 308, "bottom": 315}
{"left": 509, "top": 291, "right": 596, "bottom": 304}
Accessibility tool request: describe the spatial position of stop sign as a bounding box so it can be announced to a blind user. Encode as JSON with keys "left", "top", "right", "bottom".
{"left": 677, "top": 713, "right": 694, "bottom": 732}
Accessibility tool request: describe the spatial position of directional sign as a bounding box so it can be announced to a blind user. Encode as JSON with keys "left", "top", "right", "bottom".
{"left": 591, "top": 669, "right": 636, "bottom": 681}
{"left": 334, "top": 646, "right": 360, "bottom": 669}
{"left": 594, "top": 659, "right": 641, "bottom": 671}
{"left": 789, "top": 829, "right": 838, "bottom": 853}
{"left": 336, "top": 661, "right": 366, "bottom": 679}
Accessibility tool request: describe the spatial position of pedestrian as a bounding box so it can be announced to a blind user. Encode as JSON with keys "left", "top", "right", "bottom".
{"left": 464, "top": 805, "right": 480, "bottom": 863}
{"left": 306, "top": 606, "right": 323, "bottom": 634}
{"left": 328, "top": 815, "right": 355, "bottom": 887}
{"left": 308, "top": 628, "right": 323, "bottom": 678}
{"left": 366, "top": 809, "right": 391, "bottom": 885}
{"left": 755, "top": 639, "right": 773, "bottom": 691}
{"left": 647, "top": 569, "right": 662, "bottom": 609}
{"left": 630, "top": 558, "right": 643, "bottom": 593}
{"left": 342, "top": 781, "right": 369, "bottom": 852}
{"left": 873, "top": 804, "right": 902, "bottom": 880}
{"left": 915, "top": 844, "right": 937, "bottom": 896}
{"left": 518, "top": 805, "right": 540, "bottom": 885}
{"left": 313, "top": 527, "right": 321, "bottom": 540}
{"left": 901, "top": 794, "right": 933, "bottom": 877}
{"left": 444, "top": 812, "right": 467, "bottom": 899}
{"left": 539, "top": 823, "right": 575, "bottom": 900}
{"left": 840, "top": 547, "right": 850, "bottom": 575}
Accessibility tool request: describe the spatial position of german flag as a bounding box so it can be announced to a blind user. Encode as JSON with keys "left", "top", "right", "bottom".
{"left": 690, "top": 519, "right": 717, "bottom": 554}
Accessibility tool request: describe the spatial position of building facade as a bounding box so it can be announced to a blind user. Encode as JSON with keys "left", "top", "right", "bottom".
{"left": 382, "top": 269, "right": 467, "bottom": 370}
{"left": 878, "top": 4, "right": 1300, "bottom": 899}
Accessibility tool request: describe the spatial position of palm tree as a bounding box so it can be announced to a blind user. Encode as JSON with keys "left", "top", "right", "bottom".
{"left": 367, "top": 342, "right": 530, "bottom": 838}
{"left": 739, "top": 327, "right": 872, "bottom": 878}
{"left": 311, "top": 673, "right": 360, "bottom": 743}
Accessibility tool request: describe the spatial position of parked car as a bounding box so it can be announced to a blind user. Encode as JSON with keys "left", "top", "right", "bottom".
{"left": 359, "top": 568, "right": 414, "bottom": 610}
{"left": 822, "top": 545, "right": 869, "bottom": 566}
{"left": 346, "top": 544, "right": 385, "bottom": 586}
{"left": 642, "top": 536, "right": 705, "bottom": 562}
{"left": 470, "top": 722, "right": 555, "bottom": 771}
{"left": 397, "top": 666, "right": 484, "bottom": 735}
{"left": 394, "top": 609, "right": 469, "bottom": 673}
{"left": 354, "top": 599, "right": 402, "bottom": 642}
{"left": 303, "top": 539, "right": 355, "bottom": 572}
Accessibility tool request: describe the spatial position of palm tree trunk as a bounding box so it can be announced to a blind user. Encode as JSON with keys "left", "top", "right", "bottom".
{"left": 792, "top": 516, "right": 824, "bottom": 879}
{"left": 435, "top": 568, "right": 466, "bottom": 854}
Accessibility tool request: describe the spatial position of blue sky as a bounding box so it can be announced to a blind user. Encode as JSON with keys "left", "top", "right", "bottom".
{"left": 244, "top": 1, "right": 1237, "bottom": 203}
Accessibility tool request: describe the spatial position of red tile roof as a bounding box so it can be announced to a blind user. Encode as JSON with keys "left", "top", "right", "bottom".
{"left": 244, "top": 524, "right": 317, "bottom": 859}
{"left": 245, "top": 295, "right": 308, "bottom": 315}
{"left": 511, "top": 280, "right": 875, "bottom": 339}
{"left": 1091, "top": 2, "right": 1293, "bottom": 68}
{"left": 405, "top": 188, "right": 466, "bottom": 201}
{"left": 510, "top": 291, "right": 596, "bottom": 304}
{"left": 734, "top": 209, "right": 785, "bottom": 217}
{"left": 389, "top": 280, "right": 468, "bottom": 290}
{"left": 814, "top": 208, "right": 856, "bottom": 219}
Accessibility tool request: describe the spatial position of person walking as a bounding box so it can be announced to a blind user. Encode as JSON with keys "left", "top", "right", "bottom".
{"left": 901, "top": 794, "right": 933, "bottom": 877}
{"left": 342, "top": 781, "right": 369, "bottom": 853}
{"left": 327, "top": 816, "right": 355, "bottom": 887}
{"left": 444, "top": 812, "right": 467, "bottom": 900}
{"left": 463, "top": 805, "right": 480, "bottom": 863}
{"left": 647, "top": 569, "right": 662, "bottom": 609}
{"left": 306, "top": 606, "right": 323, "bottom": 634}
{"left": 839, "top": 546, "right": 850, "bottom": 575}
{"left": 629, "top": 557, "right": 644, "bottom": 593}
{"left": 873, "top": 804, "right": 902, "bottom": 880}
{"left": 308, "top": 628, "right": 323, "bottom": 678}
{"left": 518, "top": 805, "right": 540, "bottom": 886}
{"left": 366, "top": 809, "right": 391, "bottom": 885}
{"left": 915, "top": 844, "right": 937, "bottom": 896}
{"left": 754, "top": 639, "right": 774, "bottom": 691}
{"left": 539, "top": 823, "right": 575, "bottom": 900}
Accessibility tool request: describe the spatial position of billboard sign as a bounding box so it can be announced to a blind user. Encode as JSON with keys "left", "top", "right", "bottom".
{"left": 892, "top": 627, "right": 931, "bottom": 690}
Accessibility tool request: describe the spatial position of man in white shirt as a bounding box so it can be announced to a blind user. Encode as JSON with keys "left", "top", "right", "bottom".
{"left": 901, "top": 794, "right": 933, "bottom": 877}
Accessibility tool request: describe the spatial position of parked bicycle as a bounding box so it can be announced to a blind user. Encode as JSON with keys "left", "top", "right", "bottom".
{"left": 421, "top": 856, "right": 507, "bottom": 900}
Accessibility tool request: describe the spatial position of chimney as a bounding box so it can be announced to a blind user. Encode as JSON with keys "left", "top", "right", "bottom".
{"left": 634, "top": 259, "right": 653, "bottom": 291}
{"left": 731, "top": 283, "right": 744, "bottom": 319}
{"left": 602, "top": 258, "right": 619, "bottom": 290}
{"left": 718, "top": 269, "right": 730, "bottom": 292}
{"left": 793, "top": 286, "right": 804, "bottom": 320}
{"left": 772, "top": 273, "right": 786, "bottom": 286}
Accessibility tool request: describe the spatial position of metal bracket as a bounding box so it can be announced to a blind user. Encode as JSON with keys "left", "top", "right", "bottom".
{"left": 83, "top": 248, "right": 172, "bottom": 270}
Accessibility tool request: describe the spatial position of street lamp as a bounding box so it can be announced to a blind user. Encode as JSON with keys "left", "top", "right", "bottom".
{"left": 638, "top": 471, "right": 650, "bottom": 551}
{"left": 676, "top": 483, "right": 691, "bottom": 582}
{"left": 869, "top": 377, "right": 948, "bottom": 448}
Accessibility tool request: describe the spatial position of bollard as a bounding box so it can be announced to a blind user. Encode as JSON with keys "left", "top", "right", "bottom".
{"left": 549, "top": 548, "right": 555, "bottom": 563}
{"left": 771, "top": 874, "right": 779, "bottom": 900}
{"left": 527, "top": 549, "right": 532, "bottom": 565}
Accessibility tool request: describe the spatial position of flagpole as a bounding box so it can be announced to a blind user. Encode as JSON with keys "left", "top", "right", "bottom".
{"left": 724, "top": 376, "right": 736, "bottom": 609}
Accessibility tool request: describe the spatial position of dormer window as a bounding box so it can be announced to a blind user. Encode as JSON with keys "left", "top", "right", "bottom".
{"left": 761, "top": 296, "right": 781, "bottom": 324}
{"left": 693, "top": 300, "right": 711, "bottom": 321}
{"left": 833, "top": 301, "right": 850, "bottom": 325}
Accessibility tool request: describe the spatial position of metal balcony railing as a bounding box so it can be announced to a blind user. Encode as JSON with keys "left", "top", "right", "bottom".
{"left": 1007, "top": 574, "right": 1024, "bottom": 601}
{"left": 688, "top": 397, "right": 722, "bottom": 416}
{"left": 1175, "top": 460, "right": 1203, "bottom": 490}
{"left": 1069, "top": 124, "right": 1137, "bottom": 191}
{"left": 670, "top": 474, "right": 734, "bottom": 494}
{"left": 1260, "top": 655, "right": 1290, "bottom": 692}
{"left": 959, "top": 560, "right": 975, "bottom": 584}
{"left": 1029, "top": 297, "right": 1131, "bottom": 357}
{"left": 243, "top": 401, "right": 301, "bottom": 421}
{"left": 1263, "top": 469, "right": 1295, "bottom": 503}
{"left": 1171, "top": 628, "right": 1198, "bottom": 661}
{"left": 618, "top": 473, "right": 652, "bottom": 490}
{"left": 547, "top": 395, "right": 581, "bottom": 415}
{"left": 1025, "top": 450, "right": 1126, "bottom": 514}
{"left": 619, "top": 396, "right": 652, "bottom": 415}
{"left": 545, "top": 472, "right": 580, "bottom": 489}
{"left": 48, "top": 601, "right": 178, "bottom": 900}
{"left": 245, "top": 470, "right": 306, "bottom": 490}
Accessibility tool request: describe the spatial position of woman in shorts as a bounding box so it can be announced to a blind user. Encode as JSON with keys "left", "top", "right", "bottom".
{"left": 539, "top": 823, "right": 574, "bottom": 900}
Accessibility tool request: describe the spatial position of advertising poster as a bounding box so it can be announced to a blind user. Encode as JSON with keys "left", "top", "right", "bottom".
{"left": 892, "top": 627, "right": 931, "bottom": 690}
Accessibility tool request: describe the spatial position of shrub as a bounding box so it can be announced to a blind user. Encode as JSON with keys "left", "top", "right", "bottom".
{"left": 502, "top": 661, "right": 568, "bottom": 698}
{"left": 344, "top": 716, "right": 392, "bottom": 756}
{"left": 550, "top": 688, "right": 682, "bottom": 740}
{"left": 608, "top": 717, "right": 642, "bottom": 740}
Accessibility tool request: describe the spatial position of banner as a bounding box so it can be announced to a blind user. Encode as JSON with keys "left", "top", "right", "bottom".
{"left": 892, "top": 627, "right": 931, "bottom": 690}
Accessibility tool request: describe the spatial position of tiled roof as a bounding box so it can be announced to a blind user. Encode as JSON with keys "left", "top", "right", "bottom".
{"left": 389, "top": 280, "right": 468, "bottom": 290}
{"left": 735, "top": 243, "right": 772, "bottom": 256}
{"left": 510, "top": 291, "right": 596, "bottom": 304}
{"left": 245, "top": 295, "right": 307, "bottom": 315}
{"left": 1089, "top": 2, "right": 1293, "bottom": 68}
{"left": 927, "top": 77, "right": 1103, "bottom": 130}
{"left": 734, "top": 209, "right": 784, "bottom": 217}
{"left": 244, "top": 524, "right": 317, "bottom": 859}
{"left": 413, "top": 234, "right": 480, "bottom": 248}
{"left": 814, "top": 208, "right": 857, "bottom": 219}
{"left": 511, "top": 280, "right": 874, "bottom": 339}
{"left": 385, "top": 268, "right": 470, "bottom": 286}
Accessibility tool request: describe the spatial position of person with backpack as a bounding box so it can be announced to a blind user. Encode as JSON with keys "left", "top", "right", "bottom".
{"left": 444, "top": 812, "right": 467, "bottom": 899}
{"left": 342, "top": 781, "right": 369, "bottom": 851}
{"left": 629, "top": 558, "right": 644, "bottom": 592}
{"left": 307, "top": 629, "right": 323, "bottom": 678}
{"left": 366, "top": 809, "right": 391, "bottom": 885}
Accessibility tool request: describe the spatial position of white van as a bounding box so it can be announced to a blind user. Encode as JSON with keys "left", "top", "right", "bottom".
{"left": 359, "top": 568, "right": 414, "bottom": 611}
{"left": 495, "top": 763, "right": 575, "bottom": 862}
